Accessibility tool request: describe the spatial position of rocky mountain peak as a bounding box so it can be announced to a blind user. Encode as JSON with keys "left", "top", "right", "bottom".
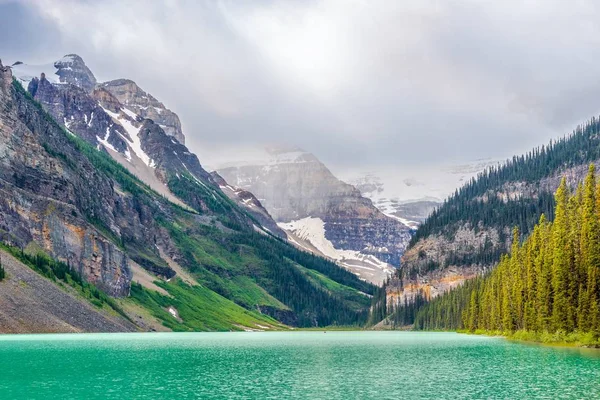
{"left": 53, "top": 54, "right": 97, "bottom": 92}
{"left": 10, "top": 54, "right": 97, "bottom": 93}
{"left": 54, "top": 54, "right": 96, "bottom": 93}
{"left": 217, "top": 147, "right": 367, "bottom": 222}
{"left": 100, "top": 79, "right": 185, "bottom": 144}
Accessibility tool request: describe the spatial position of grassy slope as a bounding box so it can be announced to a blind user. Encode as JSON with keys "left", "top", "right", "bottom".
{"left": 130, "top": 279, "right": 284, "bottom": 331}
{"left": 163, "top": 216, "right": 289, "bottom": 311}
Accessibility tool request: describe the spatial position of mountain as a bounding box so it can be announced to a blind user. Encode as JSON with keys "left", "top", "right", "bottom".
{"left": 383, "top": 118, "right": 600, "bottom": 313}
{"left": 12, "top": 54, "right": 97, "bottom": 92}
{"left": 412, "top": 169, "right": 600, "bottom": 347}
{"left": 343, "top": 160, "right": 499, "bottom": 228}
{"left": 216, "top": 146, "right": 412, "bottom": 284}
{"left": 0, "top": 55, "right": 375, "bottom": 332}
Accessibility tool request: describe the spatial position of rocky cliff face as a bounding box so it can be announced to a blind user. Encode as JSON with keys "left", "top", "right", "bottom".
{"left": 388, "top": 225, "right": 502, "bottom": 305}
{"left": 217, "top": 147, "right": 412, "bottom": 281}
{"left": 100, "top": 79, "right": 185, "bottom": 144}
{"left": 137, "top": 119, "right": 213, "bottom": 184}
{"left": 0, "top": 61, "right": 131, "bottom": 296}
{"left": 0, "top": 249, "right": 136, "bottom": 333}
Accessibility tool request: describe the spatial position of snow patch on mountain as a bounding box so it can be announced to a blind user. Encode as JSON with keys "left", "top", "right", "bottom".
{"left": 279, "top": 217, "right": 394, "bottom": 283}
{"left": 100, "top": 106, "right": 154, "bottom": 167}
{"left": 96, "top": 127, "right": 119, "bottom": 154}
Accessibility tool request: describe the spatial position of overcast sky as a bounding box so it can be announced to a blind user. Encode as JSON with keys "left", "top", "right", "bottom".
{"left": 2, "top": 0, "right": 600, "bottom": 175}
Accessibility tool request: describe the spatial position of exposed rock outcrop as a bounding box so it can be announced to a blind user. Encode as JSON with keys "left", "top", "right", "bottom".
{"left": 54, "top": 54, "right": 97, "bottom": 93}
{"left": 100, "top": 79, "right": 185, "bottom": 144}
{"left": 138, "top": 119, "right": 213, "bottom": 184}
{"left": 0, "top": 60, "right": 132, "bottom": 296}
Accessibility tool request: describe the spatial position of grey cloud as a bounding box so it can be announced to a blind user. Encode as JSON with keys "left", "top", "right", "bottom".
{"left": 2, "top": 0, "right": 600, "bottom": 172}
{"left": 0, "top": 2, "right": 63, "bottom": 63}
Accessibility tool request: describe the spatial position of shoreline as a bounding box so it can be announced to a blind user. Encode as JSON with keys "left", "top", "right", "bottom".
{"left": 457, "top": 329, "right": 600, "bottom": 350}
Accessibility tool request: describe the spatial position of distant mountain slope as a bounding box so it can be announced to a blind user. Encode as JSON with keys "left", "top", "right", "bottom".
{"left": 387, "top": 118, "right": 600, "bottom": 307}
{"left": 343, "top": 160, "right": 498, "bottom": 228}
{"left": 279, "top": 217, "right": 394, "bottom": 284}
{"left": 217, "top": 146, "right": 412, "bottom": 283}
{"left": 1, "top": 56, "right": 374, "bottom": 330}
{"left": 210, "top": 171, "right": 286, "bottom": 239}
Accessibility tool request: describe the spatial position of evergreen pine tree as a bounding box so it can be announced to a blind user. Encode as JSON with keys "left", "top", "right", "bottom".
{"left": 551, "top": 178, "right": 572, "bottom": 332}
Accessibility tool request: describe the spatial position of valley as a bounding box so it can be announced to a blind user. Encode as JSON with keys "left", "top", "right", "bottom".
{"left": 3, "top": 52, "right": 600, "bottom": 351}
{"left": 2, "top": 3, "right": 600, "bottom": 399}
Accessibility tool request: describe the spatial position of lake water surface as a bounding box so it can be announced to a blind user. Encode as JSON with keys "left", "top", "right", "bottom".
{"left": 0, "top": 331, "right": 598, "bottom": 399}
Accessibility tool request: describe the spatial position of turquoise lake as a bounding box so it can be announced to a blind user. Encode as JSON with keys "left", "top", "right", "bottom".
{"left": 0, "top": 331, "right": 598, "bottom": 399}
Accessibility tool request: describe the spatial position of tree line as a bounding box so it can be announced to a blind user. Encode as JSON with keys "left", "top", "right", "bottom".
{"left": 414, "top": 165, "right": 600, "bottom": 340}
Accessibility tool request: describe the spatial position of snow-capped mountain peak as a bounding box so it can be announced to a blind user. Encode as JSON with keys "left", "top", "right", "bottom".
{"left": 11, "top": 54, "right": 97, "bottom": 92}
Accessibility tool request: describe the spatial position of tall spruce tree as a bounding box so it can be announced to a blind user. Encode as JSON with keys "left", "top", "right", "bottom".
{"left": 551, "top": 178, "right": 573, "bottom": 331}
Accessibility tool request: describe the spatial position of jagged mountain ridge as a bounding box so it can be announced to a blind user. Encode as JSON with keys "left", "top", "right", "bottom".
{"left": 1, "top": 55, "right": 374, "bottom": 330}
{"left": 216, "top": 146, "right": 412, "bottom": 284}
{"left": 12, "top": 56, "right": 265, "bottom": 224}
{"left": 12, "top": 54, "right": 97, "bottom": 92}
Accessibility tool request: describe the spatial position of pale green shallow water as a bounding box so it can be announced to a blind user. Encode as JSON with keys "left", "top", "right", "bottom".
{"left": 0, "top": 332, "right": 598, "bottom": 399}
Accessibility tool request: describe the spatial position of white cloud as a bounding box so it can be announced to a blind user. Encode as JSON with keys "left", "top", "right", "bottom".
{"left": 7, "top": 0, "right": 600, "bottom": 170}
